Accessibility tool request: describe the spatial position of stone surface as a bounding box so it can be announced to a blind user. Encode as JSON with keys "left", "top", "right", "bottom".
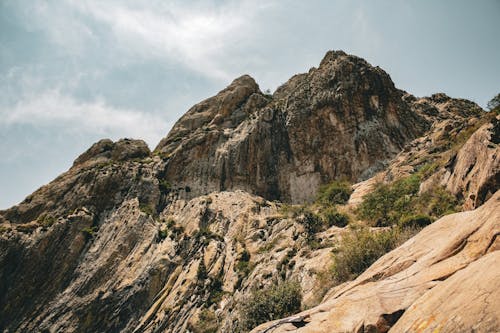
{"left": 155, "top": 51, "right": 431, "bottom": 203}
{"left": 0, "top": 50, "right": 498, "bottom": 333}
{"left": 252, "top": 191, "right": 500, "bottom": 333}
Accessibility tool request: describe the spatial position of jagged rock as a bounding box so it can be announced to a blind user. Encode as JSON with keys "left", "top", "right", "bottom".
{"left": 155, "top": 51, "right": 430, "bottom": 203}
{"left": 73, "top": 138, "right": 150, "bottom": 167}
{"left": 252, "top": 191, "right": 500, "bottom": 333}
{"left": 0, "top": 50, "right": 498, "bottom": 333}
{"left": 443, "top": 116, "right": 499, "bottom": 209}
{"left": 414, "top": 115, "right": 499, "bottom": 210}
{"left": 0, "top": 189, "right": 335, "bottom": 332}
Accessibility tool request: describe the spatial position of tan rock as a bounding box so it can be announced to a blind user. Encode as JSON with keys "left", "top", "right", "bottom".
{"left": 252, "top": 191, "right": 500, "bottom": 333}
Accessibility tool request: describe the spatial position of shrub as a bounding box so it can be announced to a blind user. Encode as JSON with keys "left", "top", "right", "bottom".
{"left": 399, "top": 214, "right": 433, "bottom": 229}
{"left": 416, "top": 162, "right": 439, "bottom": 180}
{"left": 414, "top": 187, "right": 460, "bottom": 218}
{"left": 240, "top": 281, "right": 302, "bottom": 330}
{"left": 81, "top": 226, "right": 98, "bottom": 239}
{"left": 236, "top": 249, "right": 253, "bottom": 277}
{"left": 331, "top": 227, "right": 414, "bottom": 283}
{"left": 321, "top": 207, "right": 349, "bottom": 227}
{"left": 37, "top": 214, "right": 56, "bottom": 228}
{"left": 207, "top": 276, "right": 225, "bottom": 306}
{"left": 316, "top": 180, "right": 353, "bottom": 205}
{"left": 357, "top": 174, "right": 421, "bottom": 226}
{"left": 139, "top": 203, "right": 156, "bottom": 216}
{"left": 279, "top": 204, "right": 307, "bottom": 218}
{"left": 158, "top": 229, "right": 168, "bottom": 241}
{"left": 159, "top": 179, "right": 171, "bottom": 194}
{"left": 197, "top": 259, "right": 208, "bottom": 282}
{"left": 358, "top": 173, "right": 460, "bottom": 228}
{"left": 298, "top": 210, "right": 323, "bottom": 237}
{"left": 188, "top": 309, "right": 218, "bottom": 333}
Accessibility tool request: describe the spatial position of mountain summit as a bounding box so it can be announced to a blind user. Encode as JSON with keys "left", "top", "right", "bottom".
{"left": 0, "top": 51, "right": 498, "bottom": 333}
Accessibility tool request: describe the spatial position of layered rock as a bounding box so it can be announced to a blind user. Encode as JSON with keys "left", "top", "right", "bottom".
{"left": 349, "top": 98, "right": 497, "bottom": 211}
{"left": 0, "top": 50, "right": 498, "bottom": 333}
{"left": 0, "top": 187, "right": 337, "bottom": 332}
{"left": 252, "top": 191, "right": 500, "bottom": 333}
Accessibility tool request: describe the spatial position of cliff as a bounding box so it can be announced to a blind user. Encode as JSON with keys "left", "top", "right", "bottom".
{"left": 0, "top": 50, "right": 498, "bottom": 333}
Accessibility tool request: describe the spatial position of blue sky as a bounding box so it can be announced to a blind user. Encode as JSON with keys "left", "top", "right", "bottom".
{"left": 1, "top": 0, "right": 499, "bottom": 209}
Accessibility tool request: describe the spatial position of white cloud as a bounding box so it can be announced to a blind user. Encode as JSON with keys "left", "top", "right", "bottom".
{"left": 1, "top": 90, "right": 169, "bottom": 147}
{"left": 65, "top": 0, "right": 274, "bottom": 80}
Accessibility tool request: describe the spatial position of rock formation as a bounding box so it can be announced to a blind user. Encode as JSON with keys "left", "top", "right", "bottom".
{"left": 0, "top": 50, "right": 498, "bottom": 333}
{"left": 252, "top": 191, "right": 500, "bottom": 333}
{"left": 155, "top": 51, "right": 430, "bottom": 203}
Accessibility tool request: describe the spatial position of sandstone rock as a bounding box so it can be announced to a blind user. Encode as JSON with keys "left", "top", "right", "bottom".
{"left": 251, "top": 191, "right": 500, "bottom": 333}
{"left": 0, "top": 50, "right": 497, "bottom": 333}
{"left": 444, "top": 116, "right": 499, "bottom": 209}
{"left": 413, "top": 115, "right": 499, "bottom": 210}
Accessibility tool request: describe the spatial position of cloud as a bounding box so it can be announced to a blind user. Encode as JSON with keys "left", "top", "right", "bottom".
{"left": 0, "top": 90, "right": 169, "bottom": 147}
{"left": 54, "top": 0, "right": 274, "bottom": 80}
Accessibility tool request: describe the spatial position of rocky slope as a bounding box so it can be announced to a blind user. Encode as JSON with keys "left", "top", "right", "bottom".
{"left": 252, "top": 191, "right": 500, "bottom": 333}
{"left": 0, "top": 50, "right": 498, "bottom": 333}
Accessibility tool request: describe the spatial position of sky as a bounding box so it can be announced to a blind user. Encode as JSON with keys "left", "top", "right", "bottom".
{"left": 1, "top": 0, "right": 499, "bottom": 209}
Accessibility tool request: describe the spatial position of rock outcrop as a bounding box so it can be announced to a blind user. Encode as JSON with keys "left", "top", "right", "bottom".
{"left": 0, "top": 50, "right": 498, "bottom": 333}
{"left": 155, "top": 51, "right": 431, "bottom": 203}
{"left": 252, "top": 191, "right": 500, "bottom": 333}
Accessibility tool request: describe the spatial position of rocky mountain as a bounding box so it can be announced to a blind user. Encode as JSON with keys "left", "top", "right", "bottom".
{"left": 0, "top": 50, "right": 498, "bottom": 333}
{"left": 155, "top": 51, "right": 430, "bottom": 203}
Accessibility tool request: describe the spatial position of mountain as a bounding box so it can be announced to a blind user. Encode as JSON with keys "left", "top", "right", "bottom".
{"left": 0, "top": 50, "right": 498, "bottom": 333}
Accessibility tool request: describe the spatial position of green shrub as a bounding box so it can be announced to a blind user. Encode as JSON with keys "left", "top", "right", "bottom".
{"left": 37, "top": 214, "right": 56, "bottom": 228}
{"left": 240, "top": 281, "right": 302, "bottom": 330}
{"left": 316, "top": 180, "right": 353, "bottom": 205}
{"left": 188, "top": 309, "right": 218, "bottom": 333}
{"left": 279, "top": 204, "right": 307, "bottom": 218}
{"left": 81, "top": 226, "right": 98, "bottom": 239}
{"left": 298, "top": 210, "right": 323, "bottom": 237}
{"left": 236, "top": 249, "right": 253, "bottom": 280}
{"left": 207, "top": 276, "right": 225, "bottom": 306}
{"left": 331, "top": 227, "right": 414, "bottom": 283}
{"left": 158, "top": 229, "right": 168, "bottom": 240}
{"left": 414, "top": 187, "right": 460, "bottom": 217}
{"left": 399, "top": 214, "right": 433, "bottom": 229}
{"left": 358, "top": 172, "right": 460, "bottom": 228}
{"left": 139, "top": 203, "right": 156, "bottom": 216}
{"left": 416, "top": 162, "right": 439, "bottom": 180}
{"left": 194, "top": 227, "right": 224, "bottom": 244}
{"left": 197, "top": 259, "right": 208, "bottom": 281}
{"left": 159, "top": 179, "right": 171, "bottom": 194}
{"left": 321, "top": 207, "right": 349, "bottom": 227}
{"left": 357, "top": 174, "right": 421, "bottom": 226}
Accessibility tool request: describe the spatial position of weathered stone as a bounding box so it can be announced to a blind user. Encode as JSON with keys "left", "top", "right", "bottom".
{"left": 252, "top": 191, "right": 500, "bottom": 333}
{"left": 155, "top": 51, "right": 431, "bottom": 203}
{"left": 0, "top": 50, "right": 498, "bottom": 333}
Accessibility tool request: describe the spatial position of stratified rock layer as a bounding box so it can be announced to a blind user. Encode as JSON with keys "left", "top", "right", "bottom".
{"left": 252, "top": 191, "right": 500, "bottom": 333}
{"left": 0, "top": 50, "right": 498, "bottom": 333}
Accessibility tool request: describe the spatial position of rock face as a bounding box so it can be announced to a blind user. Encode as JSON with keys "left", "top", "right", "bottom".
{"left": 0, "top": 50, "right": 498, "bottom": 333}
{"left": 252, "top": 191, "right": 500, "bottom": 333}
{"left": 155, "top": 51, "right": 430, "bottom": 203}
